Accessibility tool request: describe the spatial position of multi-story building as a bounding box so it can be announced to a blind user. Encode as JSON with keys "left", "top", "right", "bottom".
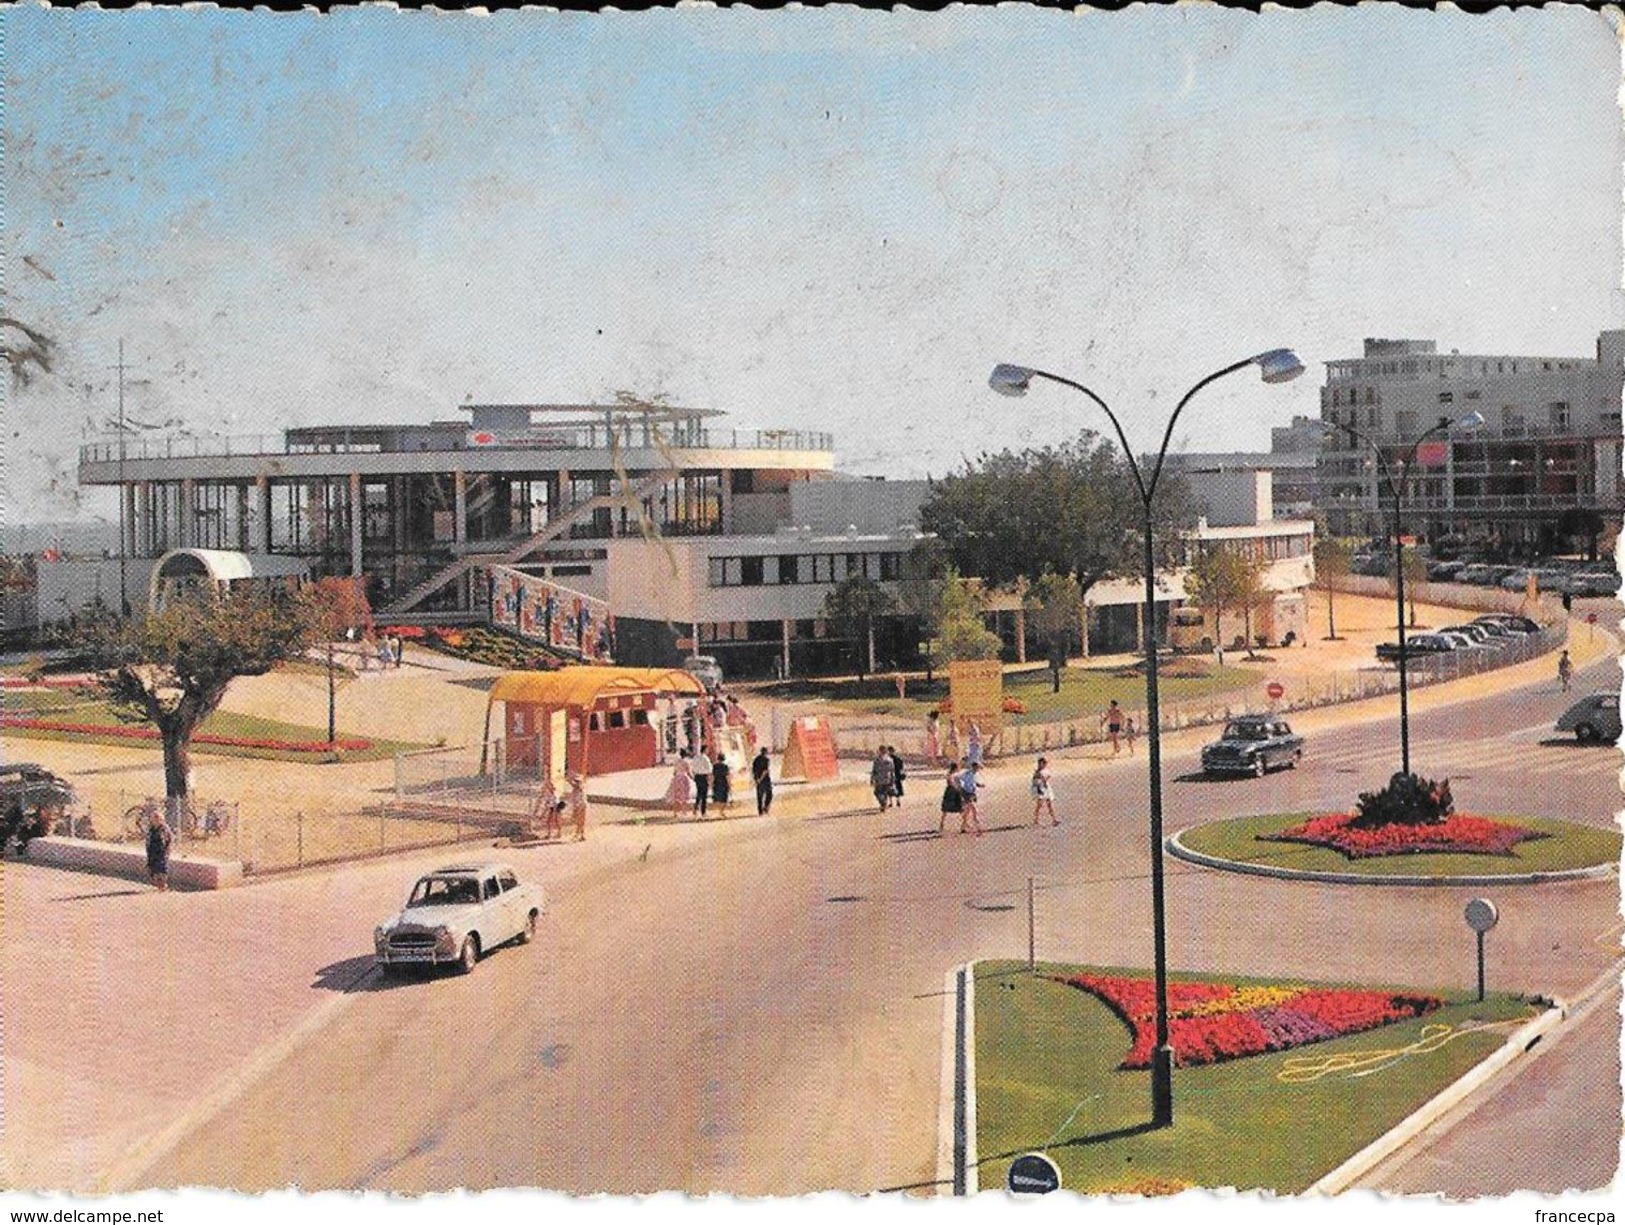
{"left": 1318, "top": 332, "right": 1625, "bottom": 555}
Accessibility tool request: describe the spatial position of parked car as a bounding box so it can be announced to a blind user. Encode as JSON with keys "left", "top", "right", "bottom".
{"left": 1427, "top": 560, "right": 1466, "bottom": 582}
{"left": 374, "top": 862, "right": 546, "bottom": 975}
{"left": 1375, "top": 634, "right": 1455, "bottom": 662}
{"left": 0, "top": 763, "right": 75, "bottom": 815}
{"left": 1455, "top": 564, "right": 1506, "bottom": 586}
{"left": 1440, "top": 624, "right": 1497, "bottom": 647}
{"left": 1200, "top": 717, "right": 1304, "bottom": 778}
{"left": 1556, "top": 694, "right": 1622, "bottom": 745}
{"left": 1474, "top": 613, "right": 1540, "bottom": 635}
{"left": 1570, "top": 572, "right": 1621, "bottom": 597}
{"left": 1497, "top": 568, "right": 1531, "bottom": 591}
{"left": 1466, "top": 619, "right": 1516, "bottom": 640}
{"left": 682, "top": 654, "right": 725, "bottom": 692}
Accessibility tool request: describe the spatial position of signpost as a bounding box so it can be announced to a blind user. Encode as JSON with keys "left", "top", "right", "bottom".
{"left": 1006, "top": 1152, "right": 1061, "bottom": 1195}
{"left": 1464, "top": 897, "right": 1499, "bottom": 1002}
{"left": 1266, "top": 680, "right": 1285, "bottom": 702}
{"left": 948, "top": 660, "right": 1005, "bottom": 736}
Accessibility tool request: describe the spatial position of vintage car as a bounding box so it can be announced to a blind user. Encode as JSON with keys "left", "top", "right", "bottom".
{"left": 1200, "top": 717, "right": 1304, "bottom": 778}
{"left": 1556, "top": 694, "right": 1622, "bottom": 746}
{"left": 375, "top": 862, "right": 545, "bottom": 975}
{"left": 1374, "top": 633, "right": 1456, "bottom": 663}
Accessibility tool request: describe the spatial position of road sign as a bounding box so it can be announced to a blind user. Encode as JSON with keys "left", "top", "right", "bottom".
{"left": 1464, "top": 897, "right": 1498, "bottom": 1003}
{"left": 1588, "top": 612, "right": 1599, "bottom": 625}
{"left": 1266, "top": 681, "right": 1285, "bottom": 701}
{"left": 1007, "top": 1151, "right": 1061, "bottom": 1195}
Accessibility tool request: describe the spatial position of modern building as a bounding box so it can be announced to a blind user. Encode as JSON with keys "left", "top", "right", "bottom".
{"left": 1317, "top": 332, "right": 1625, "bottom": 555}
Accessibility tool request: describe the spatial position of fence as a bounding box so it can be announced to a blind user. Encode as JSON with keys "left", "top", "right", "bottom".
{"left": 394, "top": 736, "right": 546, "bottom": 802}
{"left": 1326, "top": 574, "right": 1562, "bottom": 619}
{"left": 821, "top": 621, "right": 1569, "bottom": 763}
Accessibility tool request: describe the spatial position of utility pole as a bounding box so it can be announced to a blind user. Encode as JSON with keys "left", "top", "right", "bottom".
{"left": 116, "top": 339, "right": 129, "bottom": 615}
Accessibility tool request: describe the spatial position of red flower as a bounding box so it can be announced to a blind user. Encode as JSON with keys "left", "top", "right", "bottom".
{"left": 0, "top": 716, "right": 371, "bottom": 754}
{"left": 1265, "top": 812, "right": 1546, "bottom": 859}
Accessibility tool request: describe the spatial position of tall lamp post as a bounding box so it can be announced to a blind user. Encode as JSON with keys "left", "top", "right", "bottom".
{"left": 989, "top": 348, "right": 1304, "bottom": 1128}
{"left": 1324, "top": 411, "right": 1483, "bottom": 776}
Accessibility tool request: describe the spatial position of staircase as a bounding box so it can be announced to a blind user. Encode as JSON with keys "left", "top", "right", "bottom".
{"left": 383, "top": 469, "right": 677, "bottom": 614}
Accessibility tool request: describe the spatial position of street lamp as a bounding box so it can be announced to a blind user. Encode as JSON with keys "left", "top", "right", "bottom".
{"left": 989, "top": 348, "right": 1304, "bottom": 1129}
{"left": 1323, "top": 411, "right": 1484, "bottom": 776}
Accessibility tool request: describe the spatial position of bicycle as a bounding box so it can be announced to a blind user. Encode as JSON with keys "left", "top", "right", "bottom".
{"left": 123, "top": 797, "right": 197, "bottom": 841}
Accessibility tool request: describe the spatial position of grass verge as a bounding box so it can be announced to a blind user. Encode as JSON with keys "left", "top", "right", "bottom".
{"left": 1178, "top": 813, "right": 1621, "bottom": 878}
{"left": 974, "top": 960, "right": 1539, "bottom": 1194}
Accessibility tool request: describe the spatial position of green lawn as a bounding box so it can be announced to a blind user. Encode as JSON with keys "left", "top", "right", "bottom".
{"left": 750, "top": 660, "right": 1261, "bottom": 725}
{"left": 2, "top": 687, "right": 427, "bottom": 763}
{"left": 974, "top": 960, "right": 1539, "bottom": 1194}
{"left": 1179, "top": 813, "right": 1621, "bottom": 878}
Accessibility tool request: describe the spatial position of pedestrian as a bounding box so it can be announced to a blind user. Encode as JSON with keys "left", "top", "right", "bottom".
{"left": 392, "top": 633, "right": 405, "bottom": 668}
{"left": 529, "top": 777, "right": 558, "bottom": 840}
{"left": 751, "top": 747, "right": 774, "bottom": 815}
{"left": 568, "top": 774, "right": 588, "bottom": 842}
{"left": 1558, "top": 650, "right": 1573, "bottom": 692}
{"left": 711, "top": 750, "right": 731, "bottom": 810}
{"left": 693, "top": 745, "right": 713, "bottom": 816}
{"left": 870, "top": 746, "right": 896, "bottom": 811}
{"left": 665, "top": 751, "right": 695, "bottom": 819}
{"left": 889, "top": 745, "right": 906, "bottom": 805}
{"left": 1101, "top": 700, "right": 1124, "bottom": 754}
{"left": 1031, "top": 757, "right": 1058, "bottom": 827}
{"left": 145, "top": 808, "right": 174, "bottom": 891}
{"left": 1124, "top": 715, "right": 1138, "bottom": 755}
{"left": 924, "top": 711, "right": 941, "bottom": 763}
{"left": 376, "top": 635, "right": 393, "bottom": 670}
{"left": 966, "top": 721, "right": 984, "bottom": 768}
{"left": 958, "top": 761, "right": 984, "bottom": 836}
{"left": 938, "top": 762, "right": 965, "bottom": 835}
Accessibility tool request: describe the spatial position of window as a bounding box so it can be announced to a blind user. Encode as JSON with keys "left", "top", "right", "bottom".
{"left": 741, "top": 556, "right": 764, "bottom": 586}
{"left": 499, "top": 871, "right": 518, "bottom": 893}
{"left": 1549, "top": 402, "right": 1571, "bottom": 431}
{"left": 778, "top": 554, "right": 804, "bottom": 584}
{"left": 812, "top": 554, "right": 835, "bottom": 583}
{"left": 879, "top": 552, "right": 902, "bottom": 581}
{"left": 483, "top": 878, "right": 501, "bottom": 901}
{"left": 707, "top": 557, "right": 745, "bottom": 587}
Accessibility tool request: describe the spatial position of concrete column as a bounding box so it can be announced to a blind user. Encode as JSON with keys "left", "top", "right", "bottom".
{"left": 1134, "top": 601, "right": 1144, "bottom": 653}
{"left": 1014, "top": 606, "right": 1027, "bottom": 664}
{"left": 255, "top": 477, "right": 272, "bottom": 553}
{"left": 781, "top": 618, "right": 793, "bottom": 680}
{"left": 556, "top": 469, "right": 572, "bottom": 513}
{"left": 136, "top": 482, "right": 151, "bottom": 556}
{"left": 349, "top": 472, "right": 364, "bottom": 576}
{"left": 454, "top": 470, "right": 467, "bottom": 545}
{"left": 1080, "top": 603, "right": 1091, "bottom": 659}
{"left": 720, "top": 470, "right": 733, "bottom": 534}
{"left": 179, "top": 479, "right": 195, "bottom": 548}
{"left": 867, "top": 622, "right": 877, "bottom": 676}
{"left": 123, "top": 485, "right": 137, "bottom": 558}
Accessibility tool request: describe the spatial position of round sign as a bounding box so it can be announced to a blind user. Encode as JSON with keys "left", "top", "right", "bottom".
{"left": 1587, "top": 612, "right": 1599, "bottom": 625}
{"left": 1464, "top": 898, "right": 1499, "bottom": 933}
{"left": 1266, "top": 681, "right": 1285, "bottom": 700}
{"left": 1006, "top": 1152, "right": 1062, "bottom": 1195}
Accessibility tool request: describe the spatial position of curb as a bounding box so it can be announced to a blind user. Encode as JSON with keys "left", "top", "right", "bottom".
{"left": 1166, "top": 827, "right": 1618, "bottom": 887}
{"left": 937, "top": 961, "right": 978, "bottom": 1197}
{"left": 1306, "top": 1003, "right": 1566, "bottom": 1194}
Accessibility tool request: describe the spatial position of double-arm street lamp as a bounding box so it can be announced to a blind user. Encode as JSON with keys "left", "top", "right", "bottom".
{"left": 989, "top": 348, "right": 1304, "bottom": 1129}
{"left": 1324, "top": 412, "right": 1484, "bottom": 776}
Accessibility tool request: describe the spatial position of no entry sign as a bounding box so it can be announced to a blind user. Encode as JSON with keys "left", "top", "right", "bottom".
{"left": 1266, "top": 681, "right": 1285, "bottom": 700}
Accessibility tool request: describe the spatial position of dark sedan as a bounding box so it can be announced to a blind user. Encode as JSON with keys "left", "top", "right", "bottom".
{"left": 1200, "top": 717, "right": 1304, "bottom": 778}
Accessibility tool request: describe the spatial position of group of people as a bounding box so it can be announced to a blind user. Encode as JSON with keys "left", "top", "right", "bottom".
{"left": 344, "top": 626, "right": 406, "bottom": 671}
{"left": 922, "top": 712, "right": 983, "bottom": 769}
{"left": 529, "top": 774, "right": 588, "bottom": 842}
{"left": 1100, "top": 699, "right": 1138, "bottom": 755}
{"left": 869, "top": 746, "right": 907, "bottom": 811}
{"left": 664, "top": 744, "right": 777, "bottom": 819}
{"left": 934, "top": 754, "right": 1059, "bottom": 836}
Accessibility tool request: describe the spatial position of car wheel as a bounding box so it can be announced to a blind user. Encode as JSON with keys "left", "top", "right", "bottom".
{"left": 1252, "top": 756, "right": 1266, "bottom": 778}
{"left": 1576, "top": 723, "right": 1600, "bottom": 744}
{"left": 517, "top": 910, "right": 537, "bottom": 945}
{"left": 456, "top": 935, "right": 479, "bottom": 975}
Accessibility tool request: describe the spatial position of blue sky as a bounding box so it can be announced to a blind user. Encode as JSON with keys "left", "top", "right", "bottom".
{"left": 4, "top": 5, "right": 1620, "bottom": 523}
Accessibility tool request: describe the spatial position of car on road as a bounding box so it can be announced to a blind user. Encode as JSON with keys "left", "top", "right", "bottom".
{"left": 681, "top": 654, "right": 724, "bottom": 692}
{"left": 1200, "top": 717, "right": 1304, "bottom": 778}
{"left": 1375, "top": 633, "right": 1456, "bottom": 662}
{"left": 1556, "top": 694, "right": 1622, "bottom": 745}
{"left": 375, "top": 862, "right": 545, "bottom": 975}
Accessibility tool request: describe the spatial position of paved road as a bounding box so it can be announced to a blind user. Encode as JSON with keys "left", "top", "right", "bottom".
{"left": 7, "top": 641, "right": 1619, "bottom": 1195}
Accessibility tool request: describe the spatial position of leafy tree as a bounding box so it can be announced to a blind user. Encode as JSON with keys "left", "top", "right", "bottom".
{"left": 822, "top": 574, "right": 896, "bottom": 681}
{"left": 1187, "top": 546, "right": 1268, "bottom": 659}
{"left": 309, "top": 576, "right": 374, "bottom": 745}
{"left": 895, "top": 540, "right": 952, "bottom": 682}
{"left": 919, "top": 431, "right": 1192, "bottom": 607}
{"left": 1027, "top": 572, "right": 1082, "bottom": 693}
{"left": 936, "top": 585, "right": 1002, "bottom": 663}
{"left": 82, "top": 587, "right": 323, "bottom": 813}
{"left": 1313, "top": 536, "right": 1353, "bottom": 640}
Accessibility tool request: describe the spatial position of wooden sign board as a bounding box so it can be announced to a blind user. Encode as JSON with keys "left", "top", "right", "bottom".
{"left": 781, "top": 715, "right": 839, "bottom": 783}
{"left": 948, "top": 659, "right": 1004, "bottom": 735}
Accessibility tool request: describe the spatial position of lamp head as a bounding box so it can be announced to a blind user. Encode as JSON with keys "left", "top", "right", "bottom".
{"left": 989, "top": 364, "right": 1035, "bottom": 397}
{"left": 1454, "top": 410, "right": 1486, "bottom": 431}
{"left": 1254, "top": 348, "right": 1305, "bottom": 384}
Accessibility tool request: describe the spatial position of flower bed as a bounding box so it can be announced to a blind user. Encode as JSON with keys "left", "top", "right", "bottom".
{"left": 1059, "top": 972, "right": 1440, "bottom": 1069}
{"left": 0, "top": 716, "right": 371, "bottom": 754}
{"left": 1262, "top": 812, "right": 1547, "bottom": 859}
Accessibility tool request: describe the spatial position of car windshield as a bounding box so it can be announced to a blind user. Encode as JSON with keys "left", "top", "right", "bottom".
{"left": 1224, "top": 722, "right": 1270, "bottom": 741}
{"left": 409, "top": 876, "right": 481, "bottom": 907}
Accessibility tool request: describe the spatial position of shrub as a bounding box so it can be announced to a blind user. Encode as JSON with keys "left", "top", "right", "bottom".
{"left": 1348, "top": 771, "right": 1454, "bottom": 829}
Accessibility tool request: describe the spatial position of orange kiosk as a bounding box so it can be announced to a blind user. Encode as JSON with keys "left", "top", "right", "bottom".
{"left": 482, "top": 666, "right": 706, "bottom": 784}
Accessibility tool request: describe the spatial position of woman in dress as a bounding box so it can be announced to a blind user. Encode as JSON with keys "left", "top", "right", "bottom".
{"left": 1031, "top": 757, "right": 1058, "bottom": 827}
{"left": 665, "top": 751, "right": 695, "bottom": 819}
{"left": 711, "top": 751, "right": 731, "bottom": 810}
{"left": 924, "top": 712, "right": 941, "bottom": 764}
{"left": 938, "top": 762, "right": 965, "bottom": 835}
{"left": 145, "top": 809, "right": 174, "bottom": 892}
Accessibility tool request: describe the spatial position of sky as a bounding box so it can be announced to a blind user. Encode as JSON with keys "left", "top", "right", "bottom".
{"left": 3, "top": 5, "right": 1621, "bottom": 526}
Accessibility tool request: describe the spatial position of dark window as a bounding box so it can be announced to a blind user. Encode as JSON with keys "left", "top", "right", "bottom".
{"left": 741, "top": 557, "right": 764, "bottom": 586}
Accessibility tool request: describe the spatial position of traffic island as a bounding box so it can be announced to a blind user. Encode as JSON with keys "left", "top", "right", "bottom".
{"left": 1169, "top": 813, "right": 1620, "bottom": 885}
{"left": 955, "top": 959, "right": 1550, "bottom": 1195}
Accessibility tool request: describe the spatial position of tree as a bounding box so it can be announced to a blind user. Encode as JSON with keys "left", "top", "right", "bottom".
{"left": 1027, "top": 572, "right": 1082, "bottom": 693}
{"left": 822, "top": 574, "right": 896, "bottom": 681}
{"left": 895, "top": 541, "right": 953, "bottom": 682}
{"left": 1398, "top": 545, "right": 1427, "bottom": 627}
{"left": 82, "top": 587, "right": 323, "bottom": 814}
{"left": 1186, "top": 546, "right": 1268, "bottom": 659}
{"left": 309, "top": 576, "right": 374, "bottom": 746}
{"left": 919, "top": 431, "right": 1192, "bottom": 608}
{"left": 936, "top": 577, "right": 1002, "bottom": 663}
{"left": 1313, "top": 536, "right": 1353, "bottom": 640}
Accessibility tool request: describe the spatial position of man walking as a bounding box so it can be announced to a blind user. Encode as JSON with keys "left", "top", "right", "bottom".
{"left": 1101, "top": 699, "right": 1125, "bottom": 754}
{"left": 870, "top": 746, "right": 896, "bottom": 812}
{"left": 751, "top": 747, "right": 774, "bottom": 815}
{"left": 693, "top": 745, "right": 713, "bottom": 816}
{"left": 1559, "top": 649, "right": 1574, "bottom": 692}
{"left": 888, "top": 745, "right": 906, "bottom": 806}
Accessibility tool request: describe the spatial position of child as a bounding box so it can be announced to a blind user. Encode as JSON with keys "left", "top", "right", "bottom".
{"left": 568, "top": 774, "right": 588, "bottom": 842}
{"left": 1031, "top": 757, "right": 1058, "bottom": 827}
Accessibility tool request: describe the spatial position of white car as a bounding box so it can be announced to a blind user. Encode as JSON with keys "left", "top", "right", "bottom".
{"left": 375, "top": 862, "right": 545, "bottom": 975}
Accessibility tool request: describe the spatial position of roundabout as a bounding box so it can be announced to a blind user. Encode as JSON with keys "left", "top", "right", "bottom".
{"left": 1169, "top": 812, "right": 1621, "bottom": 886}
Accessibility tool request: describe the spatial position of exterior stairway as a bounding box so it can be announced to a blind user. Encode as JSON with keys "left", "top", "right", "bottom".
{"left": 382, "top": 468, "right": 677, "bottom": 614}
